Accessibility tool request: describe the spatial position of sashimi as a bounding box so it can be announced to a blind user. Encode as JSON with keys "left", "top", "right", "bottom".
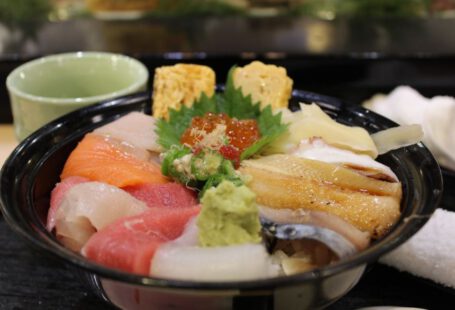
{"left": 45, "top": 61, "right": 409, "bottom": 282}
{"left": 124, "top": 183, "right": 198, "bottom": 209}
{"left": 61, "top": 133, "right": 168, "bottom": 187}
{"left": 292, "top": 138, "right": 398, "bottom": 182}
{"left": 151, "top": 218, "right": 278, "bottom": 281}
{"left": 47, "top": 176, "right": 89, "bottom": 232}
{"left": 54, "top": 182, "right": 148, "bottom": 251}
{"left": 94, "top": 112, "right": 162, "bottom": 153}
{"left": 81, "top": 206, "right": 200, "bottom": 275}
{"left": 152, "top": 243, "right": 279, "bottom": 281}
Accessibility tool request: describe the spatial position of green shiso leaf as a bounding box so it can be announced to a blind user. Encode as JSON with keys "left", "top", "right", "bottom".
{"left": 217, "top": 66, "right": 261, "bottom": 119}
{"left": 156, "top": 92, "right": 216, "bottom": 149}
{"left": 240, "top": 106, "right": 288, "bottom": 160}
{"left": 156, "top": 65, "right": 288, "bottom": 160}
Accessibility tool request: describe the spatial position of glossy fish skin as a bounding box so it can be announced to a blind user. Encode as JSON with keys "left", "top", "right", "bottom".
{"left": 259, "top": 206, "right": 370, "bottom": 251}
{"left": 239, "top": 154, "right": 402, "bottom": 238}
{"left": 261, "top": 219, "right": 357, "bottom": 259}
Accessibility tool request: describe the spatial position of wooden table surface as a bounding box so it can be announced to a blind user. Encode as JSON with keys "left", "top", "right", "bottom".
{"left": 0, "top": 125, "right": 454, "bottom": 310}
{"left": 0, "top": 125, "right": 16, "bottom": 166}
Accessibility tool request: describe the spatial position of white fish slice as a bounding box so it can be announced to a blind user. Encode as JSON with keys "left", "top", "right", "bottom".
{"left": 94, "top": 111, "right": 162, "bottom": 153}
{"left": 54, "top": 181, "right": 148, "bottom": 251}
{"left": 151, "top": 219, "right": 279, "bottom": 281}
{"left": 152, "top": 243, "right": 279, "bottom": 281}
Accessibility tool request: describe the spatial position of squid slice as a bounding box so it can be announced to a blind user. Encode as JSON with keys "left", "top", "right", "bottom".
{"left": 292, "top": 138, "right": 398, "bottom": 182}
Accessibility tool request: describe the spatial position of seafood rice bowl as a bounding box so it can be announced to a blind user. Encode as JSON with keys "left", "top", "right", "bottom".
{"left": 0, "top": 61, "right": 442, "bottom": 310}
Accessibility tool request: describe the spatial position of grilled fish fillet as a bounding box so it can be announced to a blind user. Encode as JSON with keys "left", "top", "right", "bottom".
{"left": 239, "top": 154, "right": 402, "bottom": 238}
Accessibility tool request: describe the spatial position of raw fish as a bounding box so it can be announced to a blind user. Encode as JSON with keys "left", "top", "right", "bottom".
{"left": 259, "top": 206, "right": 370, "bottom": 251}
{"left": 170, "top": 217, "right": 199, "bottom": 246}
{"left": 151, "top": 220, "right": 277, "bottom": 281}
{"left": 94, "top": 112, "right": 162, "bottom": 153}
{"left": 61, "top": 134, "right": 168, "bottom": 187}
{"left": 152, "top": 226, "right": 279, "bottom": 281}
{"left": 47, "top": 176, "right": 89, "bottom": 232}
{"left": 82, "top": 206, "right": 200, "bottom": 275}
{"left": 124, "top": 183, "right": 197, "bottom": 209}
{"left": 54, "top": 182, "right": 148, "bottom": 251}
{"left": 292, "top": 138, "right": 397, "bottom": 182}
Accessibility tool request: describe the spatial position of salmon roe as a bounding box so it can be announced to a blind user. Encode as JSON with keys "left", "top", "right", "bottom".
{"left": 180, "top": 112, "right": 260, "bottom": 162}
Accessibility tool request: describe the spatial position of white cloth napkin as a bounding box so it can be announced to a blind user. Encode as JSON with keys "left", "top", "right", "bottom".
{"left": 364, "top": 86, "right": 455, "bottom": 171}
{"left": 379, "top": 209, "right": 455, "bottom": 289}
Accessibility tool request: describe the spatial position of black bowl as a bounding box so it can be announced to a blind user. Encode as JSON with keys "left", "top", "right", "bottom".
{"left": 0, "top": 90, "right": 443, "bottom": 310}
{"left": 441, "top": 168, "right": 455, "bottom": 210}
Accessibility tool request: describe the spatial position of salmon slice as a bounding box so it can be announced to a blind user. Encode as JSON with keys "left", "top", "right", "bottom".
{"left": 61, "top": 134, "right": 168, "bottom": 187}
{"left": 239, "top": 154, "right": 402, "bottom": 238}
{"left": 82, "top": 206, "right": 200, "bottom": 275}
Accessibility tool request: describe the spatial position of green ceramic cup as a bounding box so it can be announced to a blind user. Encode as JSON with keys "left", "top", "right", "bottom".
{"left": 6, "top": 52, "right": 149, "bottom": 141}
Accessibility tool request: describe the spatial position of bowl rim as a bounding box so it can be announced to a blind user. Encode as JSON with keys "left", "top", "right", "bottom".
{"left": 0, "top": 90, "right": 443, "bottom": 291}
{"left": 5, "top": 51, "right": 149, "bottom": 105}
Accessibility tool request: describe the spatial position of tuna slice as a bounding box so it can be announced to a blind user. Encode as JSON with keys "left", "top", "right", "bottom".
{"left": 60, "top": 133, "right": 168, "bottom": 188}
{"left": 81, "top": 206, "right": 200, "bottom": 275}
{"left": 94, "top": 112, "right": 162, "bottom": 153}
{"left": 124, "top": 183, "right": 198, "bottom": 209}
{"left": 54, "top": 182, "right": 148, "bottom": 251}
{"left": 47, "top": 176, "right": 89, "bottom": 232}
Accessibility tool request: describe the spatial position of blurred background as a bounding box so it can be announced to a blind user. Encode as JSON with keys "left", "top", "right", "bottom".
{"left": 2, "top": 0, "right": 455, "bottom": 123}
{"left": 2, "top": 2, "right": 455, "bottom": 309}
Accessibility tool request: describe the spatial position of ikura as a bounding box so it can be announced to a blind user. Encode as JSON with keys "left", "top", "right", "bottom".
{"left": 219, "top": 145, "right": 241, "bottom": 167}
{"left": 180, "top": 112, "right": 260, "bottom": 163}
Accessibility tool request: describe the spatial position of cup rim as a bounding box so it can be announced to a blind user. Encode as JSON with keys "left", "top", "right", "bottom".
{"left": 6, "top": 51, "right": 149, "bottom": 105}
